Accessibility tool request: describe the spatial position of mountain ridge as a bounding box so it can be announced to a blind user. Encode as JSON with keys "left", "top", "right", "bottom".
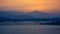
{"left": 0, "top": 10, "right": 59, "bottom": 19}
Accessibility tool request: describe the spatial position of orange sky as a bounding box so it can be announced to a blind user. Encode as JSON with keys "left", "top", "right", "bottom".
{"left": 0, "top": 0, "right": 60, "bottom": 12}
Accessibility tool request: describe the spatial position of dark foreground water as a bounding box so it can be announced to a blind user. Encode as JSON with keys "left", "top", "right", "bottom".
{"left": 0, "top": 25, "right": 60, "bottom": 34}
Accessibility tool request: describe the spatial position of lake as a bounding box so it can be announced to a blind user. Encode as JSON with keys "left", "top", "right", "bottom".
{"left": 0, "top": 21, "right": 52, "bottom": 25}
{"left": 0, "top": 25, "right": 60, "bottom": 34}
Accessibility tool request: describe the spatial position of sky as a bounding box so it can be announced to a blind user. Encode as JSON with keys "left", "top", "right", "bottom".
{"left": 0, "top": 0, "right": 60, "bottom": 12}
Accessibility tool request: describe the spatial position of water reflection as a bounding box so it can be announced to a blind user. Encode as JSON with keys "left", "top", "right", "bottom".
{"left": 0, "top": 21, "right": 52, "bottom": 25}
{"left": 0, "top": 25, "right": 60, "bottom": 34}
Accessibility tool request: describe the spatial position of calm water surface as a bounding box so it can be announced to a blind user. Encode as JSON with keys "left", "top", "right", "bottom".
{"left": 0, "top": 25, "right": 60, "bottom": 34}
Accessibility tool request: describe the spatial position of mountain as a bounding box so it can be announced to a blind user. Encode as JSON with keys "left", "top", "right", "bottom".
{"left": 0, "top": 10, "right": 20, "bottom": 19}
{"left": 28, "top": 10, "right": 56, "bottom": 18}
{"left": 0, "top": 10, "right": 59, "bottom": 20}
{"left": 0, "top": 10, "right": 33, "bottom": 19}
{"left": 48, "top": 10, "right": 60, "bottom": 17}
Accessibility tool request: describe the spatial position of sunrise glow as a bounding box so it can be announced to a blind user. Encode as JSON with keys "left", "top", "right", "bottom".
{"left": 0, "top": 0, "right": 60, "bottom": 12}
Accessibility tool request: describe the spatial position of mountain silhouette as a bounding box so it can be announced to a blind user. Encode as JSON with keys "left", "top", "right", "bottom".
{"left": 0, "top": 10, "right": 59, "bottom": 20}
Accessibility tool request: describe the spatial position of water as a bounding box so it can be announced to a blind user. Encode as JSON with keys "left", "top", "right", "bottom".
{"left": 0, "top": 21, "right": 52, "bottom": 25}
{"left": 0, "top": 25, "right": 60, "bottom": 34}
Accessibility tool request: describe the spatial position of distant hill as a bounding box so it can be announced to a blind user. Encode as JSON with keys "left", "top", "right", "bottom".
{"left": 0, "top": 10, "right": 33, "bottom": 20}
{"left": 0, "top": 10, "right": 60, "bottom": 20}
{"left": 28, "top": 10, "right": 53, "bottom": 18}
